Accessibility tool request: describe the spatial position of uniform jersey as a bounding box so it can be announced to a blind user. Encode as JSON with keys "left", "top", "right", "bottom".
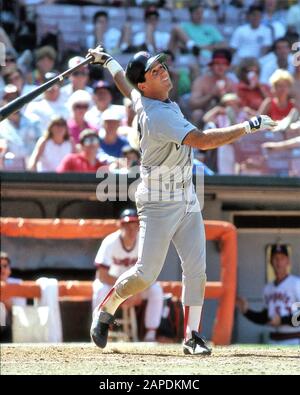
{"left": 131, "top": 90, "right": 196, "bottom": 200}
{"left": 94, "top": 230, "right": 138, "bottom": 278}
{"left": 263, "top": 274, "right": 300, "bottom": 333}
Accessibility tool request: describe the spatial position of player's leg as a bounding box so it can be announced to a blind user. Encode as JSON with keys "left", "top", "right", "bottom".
{"left": 92, "top": 279, "right": 111, "bottom": 311}
{"left": 172, "top": 207, "right": 211, "bottom": 355}
{"left": 141, "top": 282, "right": 164, "bottom": 341}
{"left": 91, "top": 201, "right": 184, "bottom": 348}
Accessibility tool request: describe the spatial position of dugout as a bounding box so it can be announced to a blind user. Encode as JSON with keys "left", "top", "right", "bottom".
{"left": 1, "top": 172, "right": 300, "bottom": 344}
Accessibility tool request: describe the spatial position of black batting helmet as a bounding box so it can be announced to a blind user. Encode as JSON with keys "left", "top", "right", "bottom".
{"left": 125, "top": 51, "right": 167, "bottom": 86}
{"left": 120, "top": 208, "right": 139, "bottom": 224}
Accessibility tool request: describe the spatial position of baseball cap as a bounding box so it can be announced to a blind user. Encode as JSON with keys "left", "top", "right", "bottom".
{"left": 79, "top": 129, "right": 100, "bottom": 145}
{"left": 125, "top": 51, "right": 167, "bottom": 86}
{"left": 3, "top": 84, "right": 18, "bottom": 101}
{"left": 68, "top": 90, "right": 92, "bottom": 109}
{"left": 68, "top": 56, "right": 87, "bottom": 69}
{"left": 270, "top": 244, "right": 289, "bottom": 257}
{"left": 120, "top": 208, "right": 139, "bottom": 224}
{"left": 93, "top": 80, "right": 112, "bottom": 92}
{"left": 102, "top": 107, "right": 123, "bottom": 121}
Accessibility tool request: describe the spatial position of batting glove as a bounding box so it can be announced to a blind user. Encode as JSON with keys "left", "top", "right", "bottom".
{"left": 87, "top": 46, "right": 123, "bottom": 77}
{"left": 243, "top": 115, "right": 278, "bottom": 134}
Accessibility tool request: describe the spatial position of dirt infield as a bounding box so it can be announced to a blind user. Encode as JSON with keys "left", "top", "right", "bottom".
{"left": 1, "top": 343, "right": 299, "bottom": 375}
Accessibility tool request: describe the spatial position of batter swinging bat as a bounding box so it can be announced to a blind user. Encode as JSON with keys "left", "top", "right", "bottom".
{"left": 0, "top": 55, "right": 94, "bottom": 122}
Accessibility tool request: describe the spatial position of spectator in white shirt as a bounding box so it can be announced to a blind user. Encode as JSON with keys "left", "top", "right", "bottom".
{"left": 28, "top": 116, "right": 74, "bottom": 172}
{"left": 128, "top": 6, "right": 170, "bottom": 54}
{"left": 260, "top": 37, "right": 295, "bottom": 85}
{"left": 287, "top": 0, "right": 300, "bottom": 36}
{"left": 60, "top": 56, "right": 92, "bottom": 103}
{"left": 230, "top": 5, "right": 273, "bottom": 64}
{"left": 0, "top": 85, "right": 42, "bottom": 169}
{"left": 86, "top": 10, "right": 122, "bottom": 53}
{"left": 24, "top": 72, "right": 69, "bottom": 130}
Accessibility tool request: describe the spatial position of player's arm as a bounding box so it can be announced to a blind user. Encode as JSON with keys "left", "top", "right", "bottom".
{"left": 87, "top": 46, "right": 133, "bottom": 99}
{"left": 96, "top": 265, "right": 116, "bottom": 286}
{"left": 183, "top": 116, "right": 277, "bottom": 150}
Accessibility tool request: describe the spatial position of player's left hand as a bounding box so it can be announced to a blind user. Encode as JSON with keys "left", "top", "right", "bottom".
{"left": 245, "top": 115, "right": 278, "bottom": 134}
{"left": 87, "top": 45, "right": 113, "bottom": 67}
{"left": 268, "top": 314, "right": 281, "bottom": 327}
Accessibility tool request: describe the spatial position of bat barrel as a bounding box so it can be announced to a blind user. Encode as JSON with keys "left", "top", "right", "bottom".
{"left": 0, "top": 56, "right": 94, "bottom": 122}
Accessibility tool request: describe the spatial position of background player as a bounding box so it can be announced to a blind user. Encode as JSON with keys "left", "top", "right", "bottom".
{"left": 92, "top": 208, "right": 163, "bottom": 342}
{"left": 88, "top": 45, "right": 277, "bottom": 355}
{"left": 237, "top": 244, "right": 300, "bottom": 345}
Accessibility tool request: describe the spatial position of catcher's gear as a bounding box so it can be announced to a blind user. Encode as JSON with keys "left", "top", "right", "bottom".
{"left": 244, "top": 115, "right": 278, "bottom": 134}
{"left": 125, "top": 51, "right": 167, "bottom": 86}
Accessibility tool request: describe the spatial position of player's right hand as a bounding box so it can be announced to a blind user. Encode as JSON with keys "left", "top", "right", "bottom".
{"left": 244, "top": 115, "right": 278, "bottom": 134}
{"left": 87, "top": 45, "right": 113, "bottom": 67}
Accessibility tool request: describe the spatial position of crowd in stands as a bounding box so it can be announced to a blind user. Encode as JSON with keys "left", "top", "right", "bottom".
{"left": 1, "top": 0, "right": 300, "bottom": 176}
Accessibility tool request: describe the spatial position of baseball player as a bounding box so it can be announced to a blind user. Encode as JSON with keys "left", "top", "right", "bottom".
{"left": 88, "top": 45, "right": 277, "bottom": 355}
{"left": 237, "top": 244, "right": 300, "bottom": 345}
{"left": 92, "top": 208, "right": 163, "bottom": 342}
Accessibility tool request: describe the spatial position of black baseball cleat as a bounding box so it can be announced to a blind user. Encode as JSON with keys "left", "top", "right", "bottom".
{"left": 90, "top": 310, "right": 116, "bottom": 349}
{"left": 183, "top": 331, "right": 212, "bottom": 356}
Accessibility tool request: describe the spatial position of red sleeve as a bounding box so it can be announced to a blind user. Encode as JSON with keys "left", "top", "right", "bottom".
{"left": 56, "top": 154, "right": 75, "bottom": 173}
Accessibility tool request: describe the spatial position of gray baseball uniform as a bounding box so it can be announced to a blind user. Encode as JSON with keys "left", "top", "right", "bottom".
{"left": 114, "top": 90, "right": 206, "bottom": 306}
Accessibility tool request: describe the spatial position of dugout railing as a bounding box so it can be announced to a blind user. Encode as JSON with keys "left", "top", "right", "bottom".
{"left": 0, "top": 217, "right": 237, "bottom": 345}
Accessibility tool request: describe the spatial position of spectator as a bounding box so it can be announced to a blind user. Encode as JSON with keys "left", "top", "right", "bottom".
{"left": 292, "top": 64, "right": 300, "bottom": 112}
{"left": 60, "top": 56, "right": 92, "bottom": 103}
{"left": 259, "top": 69, "right": 295, "bottom": 121}
{"left": 168, "top": 3, "right": 226, "bottom": 64}
{"left": 26, "top": 46, "right": 57, "bottom": 86}
{"left": 127, "top": 6, "right": 170, "bottom": 54}
{"left": 2, "top": 66, "right": 36, "bottom": 99}
{"left": 189, "top": 49, "right": 236, "bottom": 125}
{"left": 86, "top": 10, "right": 122, "bottom": 53}
{"left": 85, "top": 80, "right": 124, "bottom": 129}
{"left": 57, "top": 129, "right": 107, "bottom": 173}
{"left": 261, "top": 0, "right": 287, "bottom": 41}
{"left": 286, "top": 0, "right": 300, "bottom": 36}
{"left": 99, "top": 107, "right": 128, "bottom": 159}
{"left": 259, "top": 37, "right": 295, "bottom": 85}
{"left": 109, "top": 144, "right": 141, "bottom": 174}
{"left": 24, "top": 72, "right": 69, "bottom": 129}
{"left": 202, "top": 93, "right": 254, "bottom": 174}
{"left": 0, "top": 251, "right": 26, "bottom": 343}
{"left": 28, "top": 117, "right": 74, "bottom": 172}
{"left": 236, "top": 244, "right": 300, "bottom": 345}
{"left": 67, "top": 90, "right": 95, "bottom": 144}
{"left": 230, "top": 5, "right": 273, "bottom": 64}
{"left": 163, "top": 49, "right": 199, "bottom": 103}
{"left": 92, "top": 209, "right": 163, "bottom": 342}
{"left": 236, "top": 57, "right": 271, "bottom": 111}
{"left": 0, "top": 85, "right": 42, "bottom": 169}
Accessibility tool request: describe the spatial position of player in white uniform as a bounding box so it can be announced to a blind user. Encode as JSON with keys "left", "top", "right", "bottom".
{"left": 92, "top": 208, "right": 163, "bottom": 341}
{"left": 237, "top": 244, "right": 300, "bottom": 345}
{"left": 88, "top": 45, "right": 277, "bottom": 355}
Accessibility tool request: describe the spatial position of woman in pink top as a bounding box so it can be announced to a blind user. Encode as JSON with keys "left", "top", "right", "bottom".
{"left": 67, "top": 90, "right": 96, "bottom": 144}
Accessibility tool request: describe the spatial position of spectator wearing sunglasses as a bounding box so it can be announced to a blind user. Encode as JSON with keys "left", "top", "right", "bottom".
{"left": 60, "top": 56, "right": 92, "bottom": 103}
{"left": 56, "top": 129, "right": 108, "bottom": 173}
{"left": 67, "top": 90, "right": 96, "bottom": 144}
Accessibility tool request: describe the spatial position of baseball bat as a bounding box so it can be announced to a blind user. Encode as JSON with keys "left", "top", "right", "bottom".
{"left": 0, "top": 55, "right": 94, "bottom": 122}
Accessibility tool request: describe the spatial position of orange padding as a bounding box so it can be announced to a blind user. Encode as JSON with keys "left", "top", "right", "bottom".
{"left": 0, "top": 281, "right": 223, "bottom": 300}
{"left": 0, "top": 217, "right": 237, "bottom": 345}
